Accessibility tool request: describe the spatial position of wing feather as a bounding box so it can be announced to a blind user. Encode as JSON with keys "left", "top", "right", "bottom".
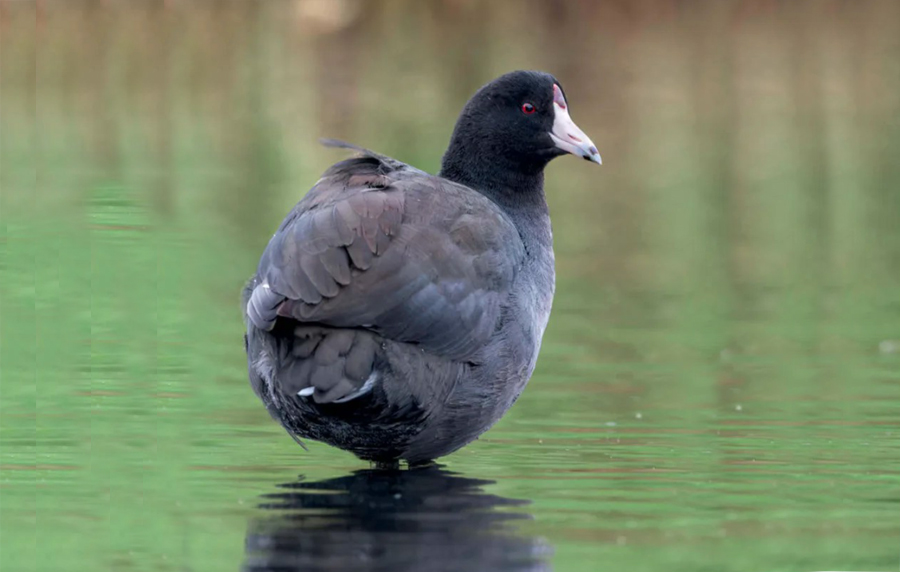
{"left": 246, "top": 145, "right": 524, "bottom": 360}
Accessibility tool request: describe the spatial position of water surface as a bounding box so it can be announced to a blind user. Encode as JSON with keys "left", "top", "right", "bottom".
{"left": 2, "top": 2, "right": 899, "bottom": 571}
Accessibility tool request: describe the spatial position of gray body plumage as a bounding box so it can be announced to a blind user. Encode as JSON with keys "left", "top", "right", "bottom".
{"left": 243, "top": 141, "right": 554, "bottom": 464}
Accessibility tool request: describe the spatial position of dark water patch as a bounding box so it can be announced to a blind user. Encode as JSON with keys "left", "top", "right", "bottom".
{"left": 243, "top": 466, "right": 551, "bottom": 572}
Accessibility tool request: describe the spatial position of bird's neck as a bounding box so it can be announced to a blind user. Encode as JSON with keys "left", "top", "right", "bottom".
{"left": 438, "top": 148, "right": 549, "bottom": 217}
{"left": 439, "top": 149, "right": 552, "bottom": 254}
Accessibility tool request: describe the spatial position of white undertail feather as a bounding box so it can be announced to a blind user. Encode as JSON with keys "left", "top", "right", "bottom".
{"left": 333, "top": 372, "right": 379, "bottom": 403}
{"left": 295, "top": 372, "right": 379, "bottom": 402}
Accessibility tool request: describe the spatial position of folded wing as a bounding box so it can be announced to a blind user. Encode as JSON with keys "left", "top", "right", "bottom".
{"left": 246, "top": 144, "right": 524, "bottom": 361}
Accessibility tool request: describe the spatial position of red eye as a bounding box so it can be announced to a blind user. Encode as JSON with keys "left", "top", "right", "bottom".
{"left": 521, "top": 103, "right": 536, "bottom": 114}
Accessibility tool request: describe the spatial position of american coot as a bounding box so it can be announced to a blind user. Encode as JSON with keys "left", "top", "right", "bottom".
{"left": 243, "top": 70, "right": 600, "bottom": 467}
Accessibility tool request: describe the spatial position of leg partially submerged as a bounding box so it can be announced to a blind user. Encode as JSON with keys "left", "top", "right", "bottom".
{"left": 371, "top": 459, "right": 400, "bottom": 471}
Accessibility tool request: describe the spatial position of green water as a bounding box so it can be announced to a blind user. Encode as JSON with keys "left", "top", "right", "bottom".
{"left": 3, "top": 2, "right": 900, "bottom": 571}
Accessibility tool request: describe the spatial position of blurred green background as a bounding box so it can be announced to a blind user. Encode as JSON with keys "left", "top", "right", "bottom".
{"left": 2, "top": 1, "right": 899, "bottom": 571}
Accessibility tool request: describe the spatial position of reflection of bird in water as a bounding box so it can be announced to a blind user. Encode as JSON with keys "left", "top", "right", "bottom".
{"left": 242, "top": 465, "right": 552, "bottom": 572}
